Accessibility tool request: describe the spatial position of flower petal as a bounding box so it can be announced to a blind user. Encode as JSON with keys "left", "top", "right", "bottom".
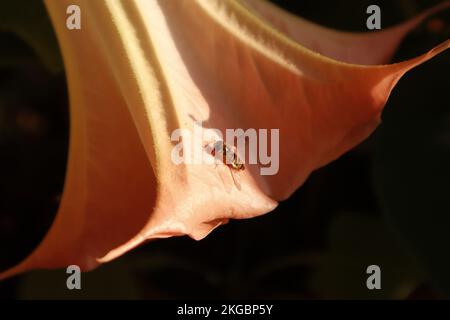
{"left": 1, "top": 0, "right": 449, "bottom": 278}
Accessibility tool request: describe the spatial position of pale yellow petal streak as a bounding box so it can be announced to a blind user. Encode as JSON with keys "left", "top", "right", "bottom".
{"left": 89, "top": 0, "right": 181, "bottom": 175}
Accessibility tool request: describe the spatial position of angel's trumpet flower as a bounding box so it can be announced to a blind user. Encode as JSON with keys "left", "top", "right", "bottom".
{"left": 1, "top": 0, "right": 449, "bottom": 279}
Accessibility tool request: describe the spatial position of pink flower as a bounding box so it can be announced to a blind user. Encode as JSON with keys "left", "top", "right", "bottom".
{"left": 1, "top": 0, "right": 449, "bottom": 278}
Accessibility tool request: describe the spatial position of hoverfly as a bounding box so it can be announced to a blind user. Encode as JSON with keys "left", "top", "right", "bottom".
{"left": 204, "top": 140, "right": 245, "bottom": 190}
{"left": 211, "top": 140, "right": 245, "bottom": 171}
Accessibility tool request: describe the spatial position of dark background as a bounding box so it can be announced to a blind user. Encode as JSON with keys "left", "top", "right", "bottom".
{"left": 0, "top": 0, "right": 449, "bottom": 299}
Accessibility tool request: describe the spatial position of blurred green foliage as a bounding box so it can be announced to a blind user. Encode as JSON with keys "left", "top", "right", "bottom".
{"left": 18, "top": 259, "right": 141, "bottom": 300}
{"left": 0, "top": 1, "right": 62, "bottom": 73}
{"left": 310, "top": 213, "right": 425, "bottom": 299}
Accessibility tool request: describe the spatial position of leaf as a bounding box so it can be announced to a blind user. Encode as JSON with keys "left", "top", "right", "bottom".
{"left": 0, "top": 1, "right": 63, "bottom": 72}
{"left": 373, "top": 39, "right": 450, "bottom": 296}
{"left": 310, "top": 213, "right": 425, "bottom": 299}
{"left": 1, "top": 0, "right": 449, "bottom": 278}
